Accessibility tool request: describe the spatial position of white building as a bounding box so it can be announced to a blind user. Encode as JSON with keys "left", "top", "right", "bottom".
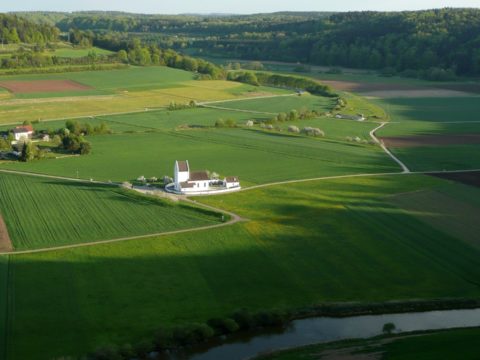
{"left": 170, "top": 160, "right": 241, "bottom": 195}
{"left": 13, "top": 125, "right": 34, "bottom": 142}
{"left": 225, "top": 176, "right": 240, "bottom": 189}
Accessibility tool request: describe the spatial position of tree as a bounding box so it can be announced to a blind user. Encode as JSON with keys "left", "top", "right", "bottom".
{"left": 20, "top": 141, "right": 37, "bottom": 162}
{"left": 117, "top": 49, "right": 128, "bottom": 63}
{"left": 79, "top": 141, "right": 92, "bottom": 155}
{"left": 382, "top": 322, "right": 396, "bottom": 335}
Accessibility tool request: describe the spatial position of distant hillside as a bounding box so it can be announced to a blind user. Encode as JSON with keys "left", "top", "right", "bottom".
{"left": 0, "top": 13, "right": 59, "bottom": 43}
{"left": 11, "top": 9, "right": 480, "bottom": 77}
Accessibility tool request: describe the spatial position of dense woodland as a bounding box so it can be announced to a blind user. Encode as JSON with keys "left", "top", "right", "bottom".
{"left": 0, "top": 14, "right": 59, "bottom": 44}
{"left": 4, "top": 9, "right": 480, "bottom": 78}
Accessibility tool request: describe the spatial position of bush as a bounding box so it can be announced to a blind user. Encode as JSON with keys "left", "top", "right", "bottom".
{"left": 134, "top": 339, "right": 154, "bottom": 358}
{"left": 302, "top": 127, "right": 325, "bottom": 137}
{"left": 232, "top": 309, "right": 256, "bottom": 330}
{"left": 90, "top": 345, "right": 122, "bottom": 360}
{"left": 153, "top": 327, "right": 174, "bottom": 350}
{"left": 254, "top": 310, "right": 289, "bottom": 327}
{"left": 215, "top": 119, "right": 225, "bottom": 128}
{"left": 172, "top": 323, "right": 215, "bottom": 346}
{"left": 288, "top": 125, "right": 300, "bottom": 133}
{"left": 245, "top": 120, "right": 254, "bottom": 127}
{"left": 208, "top": 318, "right": 240, "bottom": 335}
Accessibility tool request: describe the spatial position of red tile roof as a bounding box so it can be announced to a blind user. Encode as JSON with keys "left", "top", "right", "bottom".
{"left": 13, "top": 125, "right": 34, "bottom": 133}
{"left": 190, "top": 171, "right": 210, "bottom": 181}
{"left": 177, "top": 160, "right": 189, "bottom": 172}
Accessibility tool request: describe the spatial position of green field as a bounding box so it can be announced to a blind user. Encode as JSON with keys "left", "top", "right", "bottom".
{"left": 0, "top": 126, "right": 396, "bottom": 184}
{"left": 212, "top": 93, "right": 334, "bottom": 114}
{"left": 0, "top": 173, "right": 221, "bottom": 250}
{"left": 4, "top": 174, "right": 480, "bottom": 359}
{"left": 368, "top": 97, "right": 480, "bottom": 171}
{"left": 0, "top": 66, "right": 295, "bottom": 124}
{"left": 51, "top": 47, "right": 114, "bottom": 58}
{"left": 0, "top": 256, "right": 8, "bottom": 360}
{"left": 257, "top": 327, "right": 480, "bottom": 360}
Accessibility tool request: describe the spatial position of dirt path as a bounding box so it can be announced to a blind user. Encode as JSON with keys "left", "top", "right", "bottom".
{"left": 0, "top": 215, "right": 12, "bottom": 252}
{"left": 370, "top": 122, "right": 410, "bottom": 173}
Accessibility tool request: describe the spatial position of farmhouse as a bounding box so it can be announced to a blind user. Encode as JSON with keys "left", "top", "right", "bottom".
{"left": 12, "top": 125, "right": 34, "bottom": 141}
{"left": 169, "top": 160, "right": 241, "bottom": 195}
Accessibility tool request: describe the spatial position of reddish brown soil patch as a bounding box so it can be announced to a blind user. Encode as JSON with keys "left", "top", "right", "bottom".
{"left": 0, "top": 215, "right": 12, "bottom": 252}
{"left": 382, "top": 134, "right": 480, "bottom": 148}
{"left": 0, "top": 79, "right": 92, "bottom": 94}
{"left": 428, "top": 171, "right": 480, "bottom": 188}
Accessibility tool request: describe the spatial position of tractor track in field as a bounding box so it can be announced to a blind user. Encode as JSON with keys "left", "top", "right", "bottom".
{"left": 0, "top": 93, "right": 297, "bottom": 127}
{"left": 2, "top": 167, "right": 480, "bottom": 255}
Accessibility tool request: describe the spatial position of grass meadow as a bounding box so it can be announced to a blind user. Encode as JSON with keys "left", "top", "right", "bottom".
{"left": 4, "top": 174, "right": 480, "bottom": 359}
{"left": 51, "top": 47, "right": 114, "bottom": 58}
{"left": 0, "top": 173, "right": 221, "bottom": 250}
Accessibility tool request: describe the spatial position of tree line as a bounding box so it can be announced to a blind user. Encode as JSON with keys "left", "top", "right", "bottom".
{"left": 12, "top": 9, "right": 480, "bottom": 77}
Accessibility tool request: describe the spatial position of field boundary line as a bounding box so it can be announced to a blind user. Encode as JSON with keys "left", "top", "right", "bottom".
{"left": 197, "top": 93, "right": 297, "bottom": 105}
{"left": 0, "top": 169, "right": 116, "bottom": 186}
{"left": 370, "top": 122, "right": 410, "bottom": 173}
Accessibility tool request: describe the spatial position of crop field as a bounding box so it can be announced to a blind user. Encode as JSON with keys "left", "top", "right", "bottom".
{"left": 0, "top": 173, "right": 221, "bottom": 250}
{"left": 389, "top": 183, "right": 480, "bottom": 250}
{"left": 0, "top": 126, "right": 396, "bottom": 184}
{"left": 0, "top": 67, "right": 292, "bottom": 124}
{"left": 4, "top": 174, "right": 480, "bottom": 359}
{"left": 211, "top": 93, "right": 335, "bottom": 114}
{"left": 0, "top": 256, "right": 8, "bottom": 358}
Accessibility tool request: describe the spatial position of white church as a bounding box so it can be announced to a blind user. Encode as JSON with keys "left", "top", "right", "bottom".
{"left": 167, "top": 160, "right": 240, "bottom": 195}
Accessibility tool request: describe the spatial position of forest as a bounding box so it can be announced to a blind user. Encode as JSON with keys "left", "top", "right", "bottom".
{"left": 0, "top": 14, "right": 59, "bottom": 44}
{"left": 5, "top": 9, "right": 480, "bottom": 77}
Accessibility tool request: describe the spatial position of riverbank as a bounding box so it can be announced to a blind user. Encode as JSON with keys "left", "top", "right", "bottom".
{"left": 254, "top": 326, "right": 480, "bottom": 360}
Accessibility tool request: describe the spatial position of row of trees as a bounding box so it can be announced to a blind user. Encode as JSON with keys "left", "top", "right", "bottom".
{"left": 228, "top": 71, "right": 337, "bottom": 97}
{"left": 87, "top": 308, "right": 290, "bottom": 360}
{"left": 0, "top": 49, "right": 119, "bottom": 69}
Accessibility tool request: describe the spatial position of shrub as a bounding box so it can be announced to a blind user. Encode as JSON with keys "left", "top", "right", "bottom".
{"left": 134, "top": 339, "right": 154, "bottom": 358}
{"left": 245, "top": 120, "right": 254, "bottom": 127}
{"left": 288, "top": 125, "right": 300, "bottom": 133}
{"left": 208, "top": 318, "right": 240, "bottom": 335}
{"left": 215, "top": 119, "right": 225, "bottom": 128}
{"left": 172, "top": 323, "right": 215, "bottom": 346}
{"left": 302, "top": 127, "right": 325, "bottom": 137}
{"left": 90, "top": 345, "right": 122, "bottom": 360}
{"left": 232, "top": 309, "right": 256, "bottom": 330}
{"left": 254, "top": 310, "right": 289, "bottom": 327}
{"left": 153, "top": 327, "right": 174, "bottom": 350}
